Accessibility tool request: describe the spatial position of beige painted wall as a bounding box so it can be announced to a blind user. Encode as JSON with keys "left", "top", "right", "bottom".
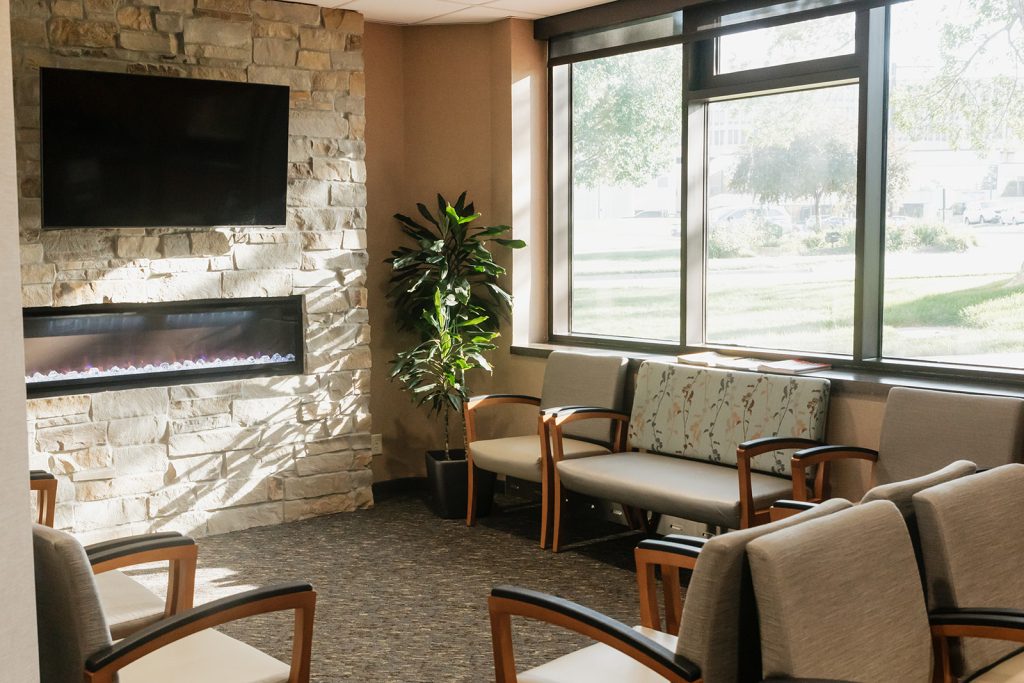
{"left": 0, "top": 0, "right": 40, "bottom": 675}
{"left": 363, "top": 18, "right": 887, "bottom": 500}
{"left": 365, "top": 20, "right": 546, "bottom": 480}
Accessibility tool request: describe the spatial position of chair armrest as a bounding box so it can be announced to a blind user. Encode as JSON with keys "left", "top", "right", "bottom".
{"left": 30, "top": 470, "right": 56, "bottom": 481}
{"left": 87, "top": 534, "right": 196, "bottom": 573}
{"left": 85, "top": 531, "right": 183, "bottom": 556}
{"left": 84, "top": 581, "right": 316, "bottom": 682}
{"left": 635, "top": 539, "right": 701, "bottom": 633}
{"left": 789, "top": 445, "right": 879, "bottom": 501}
{"left": 466, "top": 394, "right": 541, "bottom": 412}
{"left": 792, "top": 444, "right": 879, "bottom": 466}
{"left": 489, "top": 585, "right": 700, "bottom": 683}
{"left": 549, "top": 408, "right": 630, "bottom": 459}
{"left": 661, "top": 534, "right": 708, "bottom": 549}
{"left": 738, "top": 437, "right": 823, "bottom": 457}
{"left": 88, "top": 534, "right": 199, "bottom": 617}
{"left": 931, "top": 607, "right": 1024, "bottom": 643}
{"left": 769, "top": 499, "right": 818, "bottom": 522}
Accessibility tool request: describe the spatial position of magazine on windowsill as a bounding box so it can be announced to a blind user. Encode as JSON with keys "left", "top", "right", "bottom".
{"left": 756, "top": 359, "right": 832, "bottom": 375}
{"left": 676, "top": 351, "right": 763, "bottom": 371}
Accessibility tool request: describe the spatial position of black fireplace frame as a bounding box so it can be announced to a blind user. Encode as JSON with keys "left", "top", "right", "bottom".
{"left": 24, "top": 295, "right": 305, "bottom": 398}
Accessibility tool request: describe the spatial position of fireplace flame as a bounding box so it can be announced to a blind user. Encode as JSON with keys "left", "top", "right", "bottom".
{"left": 26, "top": 353, "right": 297, "bottom": 384}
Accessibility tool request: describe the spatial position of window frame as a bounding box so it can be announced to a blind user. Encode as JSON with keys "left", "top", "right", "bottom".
{"left": 546, "top": 1, "right": 1024, "bottom": 385}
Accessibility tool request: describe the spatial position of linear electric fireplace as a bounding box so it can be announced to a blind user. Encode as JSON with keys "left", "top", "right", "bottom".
{"left": 24, "top": 296, "right": 304, "bottom": 397}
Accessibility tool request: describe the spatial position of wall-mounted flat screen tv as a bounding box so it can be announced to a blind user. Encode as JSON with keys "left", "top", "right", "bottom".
{"left": 40, "top": 68, "right": 289, "bottom": 229}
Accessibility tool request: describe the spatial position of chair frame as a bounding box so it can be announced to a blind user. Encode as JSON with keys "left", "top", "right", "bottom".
{"left": 30, "top": 473, "right": 199, "bottom": 621}
{"left": 634, "top": 535, "right": 706, "bottom": 634}
{"left": 488, "top": 585, "right": 701, "bottom": 683}
{"left": 87, "top": 533, "right": 199, "bottom": 617}
{"left": 29, "top": 469, "right": 57, "bottom": 527}
{"left": 83, "top": 581, "right": 316, "bottom": 683}
{"left": 548, "top": 408, "right": 828, "bottom": 552}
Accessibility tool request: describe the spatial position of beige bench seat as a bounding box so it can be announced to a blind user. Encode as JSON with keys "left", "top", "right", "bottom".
{"left": 517, "top": 626, "right": 677, "bottom": 683}
{"left": 558, "top": 453, "right": 794, "bottom": 531}
{"left": 471, "top": 434, "right": 610, "bottom": 482}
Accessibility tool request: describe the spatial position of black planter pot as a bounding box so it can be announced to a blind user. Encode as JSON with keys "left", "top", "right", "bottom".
{"left": 425, "top": 449, "right": 495, "bottom": 519}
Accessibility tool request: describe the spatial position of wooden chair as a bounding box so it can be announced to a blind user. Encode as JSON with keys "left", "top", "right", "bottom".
{"left": 465, "top": 350, "right": 628, "bottom": 548}
{"left": 790, "top": 386, "right": 1024, "bottom": 501}
{"left": 29, "top": 469, "right": 57, "bottom": 526}
{"left": 33, "top": 523, "right": 316, "bottom": 683}
{"left": 29, "top": 472, "right": 198, "bottom": 638}
{"left": 489, "top": 498, "right": 853, "bottom": 683}
{"left": 747, "top": 498, "right": 1024, "bottom": 682}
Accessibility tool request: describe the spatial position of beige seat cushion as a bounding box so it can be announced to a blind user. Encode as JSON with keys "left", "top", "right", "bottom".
{"left": 471, "top": 435, "right": 610, "bottom": 483}
{"left": 972, "top": 651, "right": 1024, "bottom": 682}
{"left": 119, "top": 628, "right": 291, "bottom": 683}
{"left": 518, "top": 625, "right": 677, "bottom": 683}
{"left": 557, "top": 452, "right": 793, "bottom": 529}
{"left": 95, "top": 570, "right": 166, "bottom": 639}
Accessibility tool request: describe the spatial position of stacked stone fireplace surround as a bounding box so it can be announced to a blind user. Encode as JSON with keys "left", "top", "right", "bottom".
{"left": 12, "top": 0, "right": 373, "bottom": 541}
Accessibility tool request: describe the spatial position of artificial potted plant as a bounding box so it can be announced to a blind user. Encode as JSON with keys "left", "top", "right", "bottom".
{"left": 386, "top": 192, "right": 524, "bottom": 518}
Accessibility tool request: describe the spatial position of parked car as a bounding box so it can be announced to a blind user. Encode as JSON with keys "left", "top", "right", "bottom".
{"left": 1000, "top": 203, "right": 1024, "bottom": 225}
{"left": 709, "top": 205, "right": 793, "bottom": 230}
{"left": 963, "top": 201, "right": 999, "bottom": 224}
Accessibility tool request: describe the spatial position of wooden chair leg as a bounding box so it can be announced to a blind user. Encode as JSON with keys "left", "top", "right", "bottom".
{"left": 662, "top": 569, "right": 682, "bottom": 634}
{"left": 489, "top": 600, "right": 518, "bottom": 683}
{"left": 635, "top": 552, "right": 661, "bottom": 631}
{"left": 466, "top": 455, "right": 478, "bottom": 527}
{"left": 552, "top": 473, "right": 564, "bottom": 553}
{"left": 540, "top": 458, "right": 552, "bottom": 549}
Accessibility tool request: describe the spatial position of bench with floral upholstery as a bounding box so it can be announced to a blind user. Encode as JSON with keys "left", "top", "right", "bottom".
{"left": 549, "top": 360, "right": 831, "bottom": 550}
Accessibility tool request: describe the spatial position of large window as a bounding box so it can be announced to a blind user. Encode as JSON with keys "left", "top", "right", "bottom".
{"left": 548, "top": 0, "right": 1024, "bottom": 379}
{"left": 569, "top": 46, "right": 682, "bottom": 342}
{"left": 882, "top": 0, "right": 1024, "bottom": 370}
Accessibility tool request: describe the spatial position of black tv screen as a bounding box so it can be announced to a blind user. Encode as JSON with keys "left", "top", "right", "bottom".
{"left": 40, "top": 68, "right": 289, "bottom": 229}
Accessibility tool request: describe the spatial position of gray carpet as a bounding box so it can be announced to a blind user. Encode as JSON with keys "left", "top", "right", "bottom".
{"left": 129, "top": 491, "right": 652, "bottom": 682}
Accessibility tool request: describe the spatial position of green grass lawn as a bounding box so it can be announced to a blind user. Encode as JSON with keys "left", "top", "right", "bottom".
{"left": 570, "top": 245, "right": 1024, "bottom": 366}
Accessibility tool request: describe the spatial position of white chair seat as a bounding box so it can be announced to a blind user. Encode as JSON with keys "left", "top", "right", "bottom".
{"left": 470, "top": 434, "right": 610, "bottom": 483}
{"left": 95, "top": 570, "right": 166, "bottom": 639}
{"left": 119, "top": 627, "right": 291, "bottom": 683}
{"left": 972, "top": 651, "right": 1024, "bottom": 682}
{"left": 518, "top": 625, "right": 678, "bottom": 683}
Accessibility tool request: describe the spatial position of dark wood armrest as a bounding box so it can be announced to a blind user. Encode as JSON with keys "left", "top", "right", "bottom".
{"left": 88, "top": 534, "right": 198, "bottom": 617}
{"left": 769, "top": 499, "right": 818, "bottom": 522}
{"left": 85, "top": 531, "right": 183, "bottom": 556}
{"left": 661, "top": 534, "right": 708, "bottom": 549}
{"left": 87, "top": 534, "right": 195, "bottom": 572}
{"left": 790, "top": 445, "right": 878, "bottom": 501}
{"left": 931, "top": 607, "right": 1024, "bottom": 643}
{"left": 737, "top": 437, "right": 823, "bottom": 458}
{"left": 792, "top": 444, "right": 879, "bottom": 465}
{"left": 554, "top": 406, "right": 630, "bottom": 421}
{"left": 466, "top": 394, "right": 541, "bottom": 412}
{"left": 30, "top": 470, "right": 56, "bottom": 481}
{"left": 85, "top": 581, "right": 316, "bottom": 683}
{"left": 489, "top": 585, "right": 700, "bottom": 683}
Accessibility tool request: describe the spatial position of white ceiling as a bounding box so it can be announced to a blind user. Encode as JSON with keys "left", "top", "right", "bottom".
{"left": 319, "top": 0, "right": 614, "bottom": 25}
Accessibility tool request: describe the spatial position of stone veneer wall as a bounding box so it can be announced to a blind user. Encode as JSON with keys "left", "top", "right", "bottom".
{"left": 11, "top": 0, "right": 373, "bottom": 541}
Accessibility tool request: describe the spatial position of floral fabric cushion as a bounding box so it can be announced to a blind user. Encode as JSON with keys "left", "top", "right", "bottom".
{"left": 628, "top": 361, "right": 830, "bottom": 477}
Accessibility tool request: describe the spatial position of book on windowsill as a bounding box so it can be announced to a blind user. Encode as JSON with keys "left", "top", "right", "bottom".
{"left": 676, "top": 351, "right": 763, "bottom": 371}
{"left": 756, "top": 359, "right": 832, "bottom": 375}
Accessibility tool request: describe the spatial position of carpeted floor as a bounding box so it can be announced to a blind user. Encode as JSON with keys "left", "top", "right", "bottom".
{"left": 129, "top": 491, "right": 653, "bottom": 682}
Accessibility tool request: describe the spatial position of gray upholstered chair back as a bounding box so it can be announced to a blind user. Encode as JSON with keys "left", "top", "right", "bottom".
{"left": 860, "top": 459, "right": 977, "bottom": 581}
{"left": 748, "top": 501, "right": 933, "bottom": 682}
{"left": 676, "top": 497, "right": 853, "bottom": 683}
{"left": 33, "top": 524, "right": 114, "bottom": 683}
{"left": 914, "top": 463, "right": 1024, "bottom": 679}
{"left": 877, "top": 387, "right": 1024, "bottom": 485}
{"left": 539, "top": 351, "right": 628, "bottom": 444}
